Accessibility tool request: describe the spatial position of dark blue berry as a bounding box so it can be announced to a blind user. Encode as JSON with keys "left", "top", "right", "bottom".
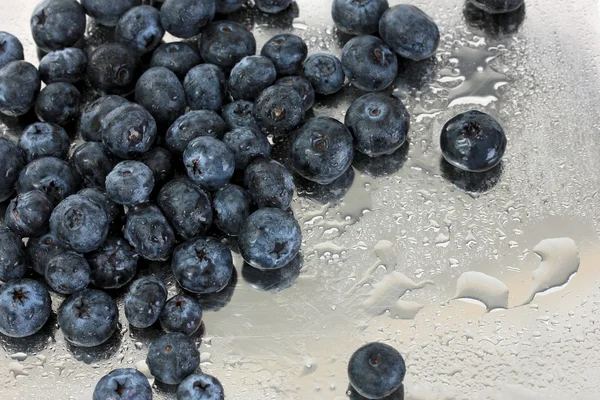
{"left": 139, "top": 147, "right": 175, "bottom": 192}
{"left": 332, "top": 0, "right": 389, "bottom": 35}
{"left": 255, "top": 0, "right": 292, "bottom": 14}
{"left": 221, "top": 100, "right": 260, "bottom": 131}
{"left": 303, "top": 53, "right": 345, "bottom": 95}
{"left": 39, "top": 47, "right": 87, "bottom": 84}
{"left": 19, "top": 123, "right": 69, "bottom": 163}
{"left": 469, "top": 0, "right": 524, "bottom": 13}
{"left": 348, "top": 342, "right": 406, "bottom": 399}
{"left": 253, "top": 85, "right": 304, "bottom": 135}
{"left": 0, "top": 279, "right": 51, "bottom": 338}
{"left": 135, "top": 67, "right": 186, "bottom": 126}
{"left": 274, "top": 76, "right": 315, "bottom": 113}
{"left": 72, "top": 142, "right": 117, "bottom": 189}
{"left": 244, "top": 157, "right": 294, "bottom": 209}
{"left": 124, "top": 202, "right": 176, "bottom": 261}
{"left": 6, "top": 190, "right": 54, "bottom": 238}
{"left": 440, "top": 110, "right": 507, "bottom": 172}
{"left": 342, "top": 35, "right": 398, "bottom": 92}
{"left": 125, "top": 276, "right": 167, "bottom": 329}
{"left": 87, "top": 43, "right": 141, "bottom": 95}
{"left": 0, "top": 227, "right": 28, "bottom": 282}
{"left": 161, "top": 0, "right": 216, "bottom": 39}
{"left": 184, "top": 136, "right": 235, "bottom": 191}
{"left": 105, "top": 161, "right": 154, "bottom": 206}
{"left": 167, "top": 110, "right": 228, "bottom": 156}
{"left": 0, "top": 61, "right": 41, "bottom": 117}
{"left": 17, "top": 157, "right": 81, "bottom": 205}
{"left": 102, "top": 103, "right": 157, "bottom": 159}
{"left": 45, "top": 251, "right": 90, "bottom": 294}
{"left": 242, "top": 253, "right": 302, "bottom": 292}
{"left": 58, "top": 288, "right": 118, "bottom": 347}
{"left": 159, "top": 294, "right": 203, "bottom": 335}
{"left": 177, "top": 373, "right": 224, "bottom": 400}
{"left": 184, "top": 64, "right": 226, "bottom": 112}
{"left": 151, "top": 42, "right": 202, "bottom": 80}
{"left": 261, "top": 34, "right": 307, "bottom": 76}
{"left": 212, "top": 184, "right": 250, "bottom": 236}
{"left": 147, "top": 332, "right": 200, "bottom": 384}
{"left": 26, "top": 232, "right": 67, "bottom": 276}
{"left": 199, "top": 21, "right": 256, "bottom": 70}
{"left": 80, "top": 95, "right": 129, "bottom": 142}
{"left": 229, "top": 56, "right": 276, "bottom": 101}
{"left": 0, "top": 32, "right": 24, "bottom": 69}
{"left": 34, "top": 82, "right": 81, "bottom": 126}
{"left": 81, "top": 0, "right": 142, "bottom": 27}
{"left": 93, "top": 368, "right": 152, "bottom": 400}
{"left": 86, "top": 235, "right": 138, "bottom": 289}
{"left": 216, "top": 0, "right": 245, "bottom": 14}
{"left": 0, "top": 137, "right": 25, "bottom": 202}
{"left": 223, "top": 127, "right": 271, "bottom": 170}
{"left": 116, "top": 5, "right": 164, "bottom": 55}
{"left": 78, "top": 188, "right": 124, "bottom": 233}
{"left": 30, "top": 0, "right": 86, "bottom": 52}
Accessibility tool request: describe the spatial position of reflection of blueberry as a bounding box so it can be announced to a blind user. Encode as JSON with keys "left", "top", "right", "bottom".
{"left": 125, "top": 276, "right": 168, "bottom": 329}
{"left": 45, "top": 251, "right": 90, "bottom": 294}
{"left": 27, "top": 232, "right": 67, "bottom": 276}
{"left": 34, "top": 82, "right": 81, "bottom": 126}
{"left": 253, "top": 85, "right": 304, "bottom": 135}
{"left": 295, "top": 166, "right": 355, "bottom": 204}
{"left": 440, "top": 158, "right": 502, "bottom": 193}
{"left": 0, "top": 61, "right": 41, "bottom": 117}
{"left": 147, "top": 332, "right": 200, "bottom": 385}
{"left": 72, "top": 142, "right": 116, "bottom": 189}
{"left": 0, "top": 138, "right": 25, "bottom": 202}
{"left": 332, "top": 0, "right": 389, "bottom": 36}
{"left": 242, "top": 253, "right": 302, "bottom": 292}
{"left": 274, "top": 76, "right": 315, "bottom": 113}
{"left": 244, "top": 157, "right": 294, "bottom": 209}
{"left": 39, "top": 47, "right": 87, "bottom": 84}
{"left": 184, "top": 136, "right": 235, "bottom": 191}
{"left": 222, "top": 100, "right": 260, "bottom": 131}
{"left": 0, "top": 279, "right": 51, "bottom": 338}
{"left": 200, "top": 21, "right": 256, "bottom": 70}
{"left": 81, "top": 0, "right": 142, "bottom": 27}
{"left": 184, "top": 64, "right": 227, "bottom": 112}
{"left": 30, "top": 0, "right": 86, "bottom": 52}
{"left": 160, "top": 0, "right": 216, "bottom": 39}
{"left": 469, "top": 0, "right": 524, "bottom": 14}
{"left": 348, "top": 342, "right": 406, "bottom": 399}
{"left": 17, "top": 157, "right": 82, "bottom": 205}
{"left": 19, "top": 122, "right": 69, "bottom": 163}
{"left": 167, "top": 110, "right": 228, "bottom": 156}
{"left": 93, "top": 368, "right": 152, "bottom": 400}
{"left": 255, "top": 0, "right": 292, "bottom": 14}
{"left": 463, "top": 1, "right": 526, "bottom": 36}
{"left": 87, "top": 43, "right": 141, "bottom": 95}
{"left": 223, "top": 127, "right": 271, "bottom": 170}
{"left": 80, "top": 95, "right": 129, "bottom": 142}
{"left": 217, "top": 0, "right": 246, "bottom": 14}
{"left": 6, "top": 190, "right": 54, "bottom": 238}
{"left": 229, "top": 56, "right": 277, "bottom": 101}
{"left": 102, "top": 103, "right": 157, "bottom": 159}
{"left": 177, "top": 373, "right": 225, "bottom": 400}
{"left": 124, "top": 202, "right": 176, "bottom": 261}
{"left": 151, "top": 42, "right": 202, "bottom": 80}
{"left": 261, "top": 34, "right": 307, "bottom": 76}
{"left": 342, "top": 35, "right": 397, "bottom": 92}
{"left": 135, "top": 67, "right": 186, "bottom": 126}
{"left": 347, "top": 383, "right": 405, "bottom": 400}
{"left": 213, "top": 184, "right": 251, "bottom": 236}
{"left": 159, "top": 294, "right": 203, "bottom": 335}
{"left": 116, "top": 5, "right": 164, "bottom": 55}
{"left": 0, "top": 227, "right": 28, "bottom": 282}
{"left": 0, "top": 32, "right": 24, "bottom": 69}
{"left": 86, "top": 235, "right": 139, "bottom": 289}
{"left": 303, "top": 53, "right": 345, "bottom": 95}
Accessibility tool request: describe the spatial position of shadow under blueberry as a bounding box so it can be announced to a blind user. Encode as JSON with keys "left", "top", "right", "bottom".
{"left": 194, "top": 266, "right": 237, "bottom": 312}
{"left": 294, "top": 167, "right": 355, "bottom": 204}
{"left": 353, "top": 142, "right": 409, "bottom": 178}
{"left": 242, "top": 252, "right": 303, "bottom": 293}
{"left": 463, "top": 1, "right": 526, "bottom": 38}
{"left": 0, "top": 312, "right": 58, "bottom": 355}
{"left": 0, "top": 108, "right": 39, "bottom": 140}
{"left": 394, "top": 56, "right": 438, "bottom": 95}
{"left": 440, "top": 158, "right": 503, "bottom": 193}
{"left": 347, "top": 383, "right": 404, "bottom": 400}
{"left": 67, "top": 323, "right": 124, "bottom": 364}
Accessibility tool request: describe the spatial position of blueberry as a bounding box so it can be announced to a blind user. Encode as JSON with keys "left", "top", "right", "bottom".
{"left": 348, "top": 342, "right": 406, "bottom": 399}
{"left": 50, "top": 194, "right": 109, "bottom": 253}
{"left": 469, "top": 0, "right": 524, "bottom": 13}
{"left": 379, "top": 5, "right": 440, "bottom": 61}
{"left": 72, "top": 142, "right": 117, "bottom": 189}
{"left": 255, "top": 0, "right": 292, "bottom": 14}
{"left": 17, "top": 157, "right": 81, "bottom": 205}
{"left": 440, "top": 110, "right": 507, "bottom": 172}
{"left": 135, "top": 67, "right": 186, "bottom": 126}
{"left": 93, "top": 368, "right": 152, "bottom": 400}
{"left": 124, "top": 276, "right": 167, "bottom": 329}
{"left": 27, "top": 232, "right": 67, "bottom": 276}
{"left": 216, "top": 0, "right": 245, "bottom": 14}
{"left": 105, "top": 160, "right": 154, "bottom": 206}
{"left": 161, "top": 0, "right": 216, "bottom": 38}
{"left": 34, "top": 82, "right": 81, "bottom": 126}
{"left": 172, "top": 236, "right": 234, "bottom": 294}
{"left": 19, "top": 123, "right": 70, "bottom": 163}
{"left": 332, "top": 0, "right": 389, "bottom": 36}
{"left": 239, "top": 208, "right": 301, "bottom": 270}
{"left": 139, "top": 147, "right": 175, "bottom": 191}
{"left": 80, "top": 95, "right": 129, "bottom": 142}
{"left": 184, "top": 64, "right": 227, "bottom": 112}
{"left": 39, "top": 47, "right": 87, "bottom": 84}
{"left": 45, "top": 251, "right": 90, "bottom": 294}
{"left": 303, "top": 53, "right": 345, "bottom": 95}
{"left": 87, "top": 43, "right": 141, "bottom": 95}
{"left": 159, "top": 294, "right": 203, "bottom": 335}
{"left": 58, "top": 288, "right": 118, "bottom": 347}
{"left": 274, "top": 76, "right": 315, "bottom": 113}
{"left": 102, "top": 103, "right": 157, "bottom": 159}
{"left": 0, "top": 227, "right": 28, "bottom": 282}
{"left": 86, "top": 235, "right": 139, "bottom": 289}
{"left": 228, "top": 56, "right": 276, "bottom": 101}
{"left": 0, "top": 61, "right": 41, "bottom": 117}
{"left": 167, "top": 110, "right": 228, "bottom": 156}
{"left": 177, "top": 373, "right": 224, "bottom": 400}
{"left": 244, "top": 157, "right": 294, "bottom": 209}
{"left": 290, "top": 117, "right": 354, "bottom": 184}
{"left": 0, "top": 279, "right": 51, "bottom": 338}
{"left": 116, "top": 5, "right": 164, "bottom": 55}
{"left": 151, "top": 42, "right": 202, "bottom": 80}
{"left": 124, "top": 202, "right": 176, "bottom": 261}
{"left": 242, "top": 254, "right": 302, "bottom": 292}
{"left": 157, "top": 178, "right": 213, "bottom": 240}
{"left": 223, "top": 127, "right": 271, "bottom": 170}
{"left": 183, "top": 136, "right": 235, "bottom": 191}
{"left": 342, "top": 35, "right": 397, "bottom": 92}
{"left": 221, "top": 100, "right": 260, "bottom": 131}
{"left": 253, "top": 85, "right": 304, "bottom": 135}
{"left": 199, "top": 21, "right": 256, "bottom": 70}
{"left": 212, "top": 184, "right": 250, "bottom": 236}
{"left": 147, "top": 332, "right": 200, "bottom": 384}
{"left": 0, "top": 137, "right": 25, "bottom": 202}
{"left": 78, "top": 188, "right": 124, "bottom": 233}
{"left": 81, "top": 0, "right": 142, "bottom": 27}
{"left": 5, "top": 190, "right": 54, "bottom": 238}
{"left": 30, "top": 0, "right": 86, "bottom": 52}
{"left": 261, "top": 34, "right": 307, "bottom": 77}
{"left": 345, "top": 93, "right": 410, "bottom": 157}
{"left": 0, "top": 32, "right": 24, "bottom": 69}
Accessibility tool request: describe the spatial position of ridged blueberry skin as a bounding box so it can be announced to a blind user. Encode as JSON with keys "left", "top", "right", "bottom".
{"left": 45, "top": 251, "right": 90, "bottom": 294}
{"left": 116, "top": 5, "right": 164, "bottom": 55}
{"left": 30, "top": 0, "right": 86, "bottom": 52}
{"left": 17, "top": 157, "right": 81, "bottom": 206}
{"left": 86, "top": 235, "right": 138, "bottom": 289}
{"left": 255, "top": 0, "right": 292, "bottom": 14}
{"left": 177, "top": 373, "right": 225, "bottom": 400}
{"left": 159, "top": 294, "right": 203, "bottom": 335}
{"left": 0, "top": 61, "right": 40, "bottom": 117}
{"left": 379, "top": 5, "right": 440, "bottom": 61}
{"left": 200, "top": 21, "right": 256, "bottom": 70}
{"left": 440, "top": 110, "right": 507, "bottom": 172}
{"left": 146, "top": 332, "right": 200, "bottom": 384}
{"left": 469, "top": 0, "right": 524, "bottom": 14}
{"left": 26, "top": 232, "right": 67, "bottom": 276}
{"left": 274, "top": 76, "right": 315, "bottom": 113}
{"left": 183, "top": 136, "right": 235, "bottom": 191}
{"left": 152, "top": 42, "right": 202, "bottom": 80}
{"left": 72, "top": 142, "right": 116, "bottom": 189}
{"left": 345, "top": 93, "right": 410, "bottom": 157}
{"left": 157, "top": 178, "right": 213, "bottom": 240}
{"left": 87, "top": 43, "right": 141, "bottom": 95}
{"left": 19, "top": 123, "right": 69, "bottom": 163}
{"left": 0, "top": 279, "right": 51, "bottom": 338}
{"left": 172, "top": 236, "right": 234, "bottom": 294}
{"left": 253, "top": 85, "right": 304, "bottom": 135}
{"left": 239, "top": 208, "right": 301, "bottom": 270}
{"left": 78, "top": 188, "right": 124, "bottom": 233}
{"left": 102, "top": 103, "right": 157, "bottom": 159}
{"left": 0, "top": 137, "right": 25, "bottom": 202}
{"left": 348, "top": 342, "right": 406, "bottom": 399}
{"left": 105, "top": 161, "right": 154, "bottom": 206}
{"left": 135, "top": 67, "right": 186, "bottom": 125}
{"left": 216, "top": 0, "right": 246, "bottom": 14}
{"left": 229, "top": 56, "right": 277, "bottom": 101}
{"left": 303, "top": 53, "right": 345, "bottom": 95}
{"left": 223, "top": 127, "right": 271, "bottom": 170}
{"left": 221, "top": 100, "right": 260, "bottom": 131}
{"left": 93, "top": 368, "right": 152, "bottom": 400}
{"left": 244, "top": 157, "right": 294, "bottom": 209}
{"left": 125, "top": 276, "right": 168, "bottom": 329}
{"left": 290, "top": 117, "right": 355, "bottom": 185}
{"left": 161, "top": 0, "right": 216, "bottom": 38}
{"left": 139, "top": 147, "right": 175, "bottom": 191}
{"left": 0, "top": 31, "right": 24, "bottom": 69}
{"left": 261, "top": 34, "right": 307, "bottom": 76}
{"left": 39, "top": 47, "right": 87, "bottom": 84}
{"left": 167, "top": 110, "right": 228, "bottom": 156}
{"left": 5, "top": 190, "right": 54, "bottom": 237}
{"left": 184, "top": 64, "right": 226, "bottom": 112}
{"left": 212, "top": 184, "right": 251, "bottom": 236}
{"left": 34, "top": 82, "right": 81, "bottom": 126}
{"left": 49, "top": 194, "right": 110, "bottom": 253}
{"left": 332, "top": 0, "right": 389, "bottom": 35}
{"left": 58, "top": 289, "right": 118, "bottom": 347}
{"left": 80, "top": 95, "right": 129, "bottom": 142}
{"left": 124, "top": 202, "right": 176, "bottom": 261}
{"left": 342, "top": 35, "right": 398, "bottom": 92}
{"left": 81, "top": 0, "right": 141, "bottom": 27}
{"left": 0, "top": 227, "right": 28, "bottom": 282}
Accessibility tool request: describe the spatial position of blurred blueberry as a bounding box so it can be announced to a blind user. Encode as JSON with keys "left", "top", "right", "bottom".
{"left": 39, "top": 47, "right": 87, "bottom": 84}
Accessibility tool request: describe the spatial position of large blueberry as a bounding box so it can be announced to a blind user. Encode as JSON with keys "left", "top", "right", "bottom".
{"left": 0, "top": 227, "right": 28, "bottom": 282}
{"left": 146, "top": 332, "right": 200, "bottom": 384}
{"left": 45, "top": 251, "right": 90, "bottom": 294}
{"left": 105, "top": 160, "right": 154, "bottom": 206}
{"left": 78, "top": 188, "right": 124, "bottom": 233}
{"left": 19, "top": 123, "right": 69, "bottom": 163}
{"left": 159, "top": 294, "right": 203, "bottom": 335}
{"left": 223, "top": 127, "right": 271, "bottom": 170}
{"left": 80, "top": 95, "right": 129, "bottom": 142}
{"left": 183, "top": 136, "right": 235, "bottom": 191}
{"left": 244, "top": 157, "right": 294, "bottom": 209}
{"left": 0, "top": 61, "right": 40, "bottom": 117}
{"left": 26, "top": 232, "right": 67, "bottom": 276}
{"left": 124, "top": 202, "right": 176, "bottom": 261}
{"left": 72, "top": 142, "right": 116, "bottom": 189}
{"left": 166, "top": 110, "right": 228, "bottom": 156}
{"left": 102, "top": 103, "right": 157, "bottom": 159}
{"left": 86, "top": 235, "right": 139, "bottom": 289}
{"left": 229, "top": 56, "right": 277, "bottom": 101}
{"left": 184, "top": 64, "right": 226, "bottom": 112}
{"left": 0, "top": 279, "right": 51, "bottom": 338}
{"left": 93, "top": 368, "right": 152, "bottom": 400}
{"left": 274, "top": 76, "right": 315, "bottom": 113}
{"left": 290, "top": 117, "right": 354, "bottom": 185}
{"left": 253, "top": 85, "right": 304, "bottom": 135}
{"left": 212, "top": 184, "right": 250, "bottom": 236}
{"left": 216, "top": 0, "right": 245, "bottom": 14}
{"left": 161, "top": 0, "right": 216, "bottom": 39}
{"left": 5, "top": 190, "right": 54, "bottom": 238}
{"left": 332, "top": 0, "right": 389, "bottom": 35}
{"left": 0, "top": 32, "right": 24, "bottom": 69}
{"left": 440, "top": 110, "right": 507, "bottom": 172}
{"left": 239, "top": 208, "right": 301, "bottom": 270}
{"left": 17, "top": 157, "right": 81, "bottom": 205}
{"left": 116, "top": 5, "right": 164, "bottom": 55}
{"left": 34, "top": 82, "right": 81, "bottom": 126}
{"left": 125, "top": 276, "right": 167, "bottom": 329}
{"left": 39, "top": 47, "right": 87, "bottom": 84}
{"left": 221, "top": 100, "right": 260, "bottom": 131}
{"left": 177, "top": 373, "right": 225, "bottom": 400}
{"left": 151, "top": 42, "right": 202, "bottom": 80}
{"left": 469, "top": 0, "right": 524, "bottom": 14}
{"left": 58, "top": 289, "right": 118, "bottom": 347}
{"left": 87, "top": 43, "right": 141, "bottom": 95}
{"left": 255, "top": 0, "right": 292, "bottom": 14}
{"left": 30, "top": 0, "right": 86, "bottom": 52}
{"left": 345, "top": 93, "right": 410, "bottom": 157}
{"left": 342, "top": 35, "right": 398, "bottom": 92}
{"left": 135, "top": 67, "right": 186, "bottom": 126}
{"left": 199, "top": 21, "right": 256, "bottom": 70}
{"left": 261, "top": 34, "right": 307, "bottom": 76}
{"left": 139, "top": 147, "right": 175, "bottom": 191}
{"left": 348, "top": 342, "right": 406, "bottom": 399}
{"left": 0, "top": 137, "right": 25, "bottom": 202}
{"left": 303, "top": 53, "right": 345, "bottom": 95}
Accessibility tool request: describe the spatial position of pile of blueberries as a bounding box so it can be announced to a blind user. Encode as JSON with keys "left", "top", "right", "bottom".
{"left": 0, "top": 0, "right": 521, "bottom": 398}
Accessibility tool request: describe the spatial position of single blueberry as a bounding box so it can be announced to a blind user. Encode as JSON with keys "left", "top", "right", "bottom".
{"left": 290, "top": 117, "right": 354, "bottom": 185}
{"left": 221, "top": 100, "right": 260, "bottom": 131}
{"left": 184, "top": 64, "right": 227, "bottom": 112}
{"left": 86, "top": 235, "right": 139, "bottom": 289}
{"left": 58, "top": 288, "right": 118, "bottom": 347}
{"left": 239, "top": 208, "right": 301, "bottom": 270}
{"left": 261, "top": 34, "right": 307, "bottom": 76}
{"left": 172, "top": 236, "right": 234, "bottom": 294}
{"left": 0, "top": 137, "right": 25, "bottom": 202}
{"left": 102, "top": 103, "right": 157, "bottom": 159}
{"left": 177, "top": 373, "right": 225, "bottom": 400}
{"left": 80, "top": 95, "right": 129, "bottom": 142}
{"left": 139, "top": 147, "right": 175, "bottom": 192}
{"left": 0, "top": 61, "right": 41, "bottom": 117}
{"left": 72, "top": 142, "right": 117, "bottom": 189}
{"left": 274, "top": 76, "right": 315, "bottom": 113}
{"left": 342, "top": 35, "right": 398, "bottom": 92}
{"left": 223, "top": 127, "right": 272, "bottom": 170}
{"left": 105, "top": 160, "right": 154, "bottom": 206}
{"left": 440, "top": 110, "right": 507, "bottom": 172}
{"left": 45, "top": 251, "right": 90, "bottom": 294}
{"left": 255, "top": 0, "right": 292, "bottom": 14}
{"left": 39, "top": 47, "right": 87, "bottom": 84}
{"left": 167, "top": 110, "right": 228, "bottom": 156}
{"left": 30, "top": 0, "right": 86, "bottom": 52}
{"left": 0, "top": 279, "right": 51, "bottom": 338}
{"left": 125, "top": 276, "right": 168, "bottom": 329}
{"left": 253, "top": 85, "right": 304, "bottom": 135}
{"left": 87, "top": 43, "right": 141, "bottom": 95}
{"left": 244, "top": 157, "right": 294, "bottom": 209}
{"left": 303, "top": 53, "right": 345, "bottom": 95}
{"left": 78, "top": 188, "right": 124, "bottom": 233}
{"left": 332, "top": 0, "right": 389, "bottom": 36}
{"left": 0, "top": 227, "right": 28, "bottom": 282}
{"left": 146, "top": 332, "right": 200, "bottom": 385}
{"left": 228, "top": 56, "right": 276, "bottom": 101}
{"left": 93, "top": 368, "right": 152, "bottom": 400}
{"left": 124, "top": 202, "right": 176, "bottom": 261}
{"left": 183, "top": 136, "right": 235, "bottom": 191}
{"left": 5, "top": 190, "right": 54, "bottom": 238}
{"left": 379, "top": 5, "right": 440, "bottom": 61}
{"left": 348, "top": 342, "right": 406, "bottom": 399}
{"left": 116, "top": 5, "right": 164, "bottom": 55}
{"left": 199, "top": 21, "right": 256, "bottom": 70}
{"left": 0, "top": 32, "right": 24, "bottom": 69}
{"left": 212, "top": 184, "right": 251, "bottom": 236}
{"left": 19, "top": 123, "right": 70, "bottom": 163}
{"left": 34, "top": 82, "right": 81, "bottom": 126}
{"left": 157, "top": 178, "right": 213, "bottom": 240}
{"left": 159, "top": 294, "right": 203, "bottom": 335}
{"left": 345, "top": 93, "right": 410, "bottom": 157}
{"left": 216, "top": 0, "right": 246, "bottom": 14}
{"left": 17, "top": 157, "right": 81, "bottom": 205}
{"left": 469, "top": 0, "right": 524, "bottom": 14}
{"left": 26, "top": 232, "right": 67, "bottom": 276}
{"left": 135, "top": 67, "right": 186, "bottom": 126}
{"left": 151, "top": 42, "right": 202, "bottom": 80}
{"left": 161, "top": 0, "right": 216, "bottom": 39}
